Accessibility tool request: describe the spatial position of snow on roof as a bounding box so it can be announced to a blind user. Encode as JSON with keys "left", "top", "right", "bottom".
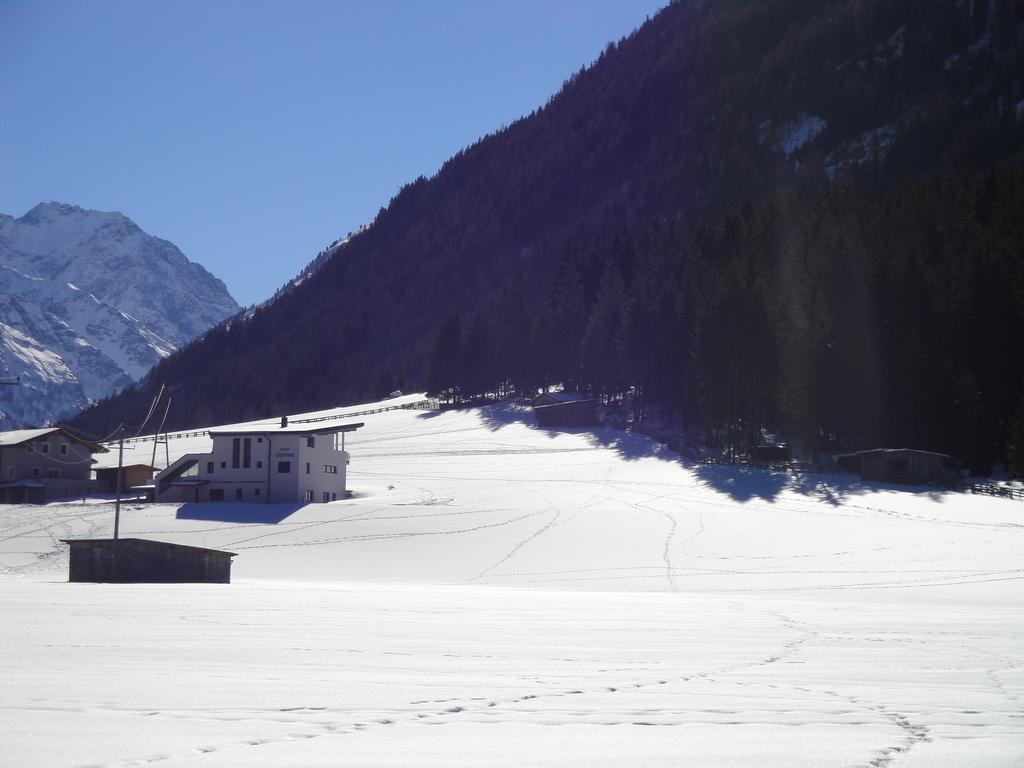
{"left": 0, "top": 426, "right": 107, "bottom": 452}
{"left": 533, "top": 392, "right": 591, "bottom": 406}
{"left": 0, "top": 427, "right": 59, "bottom": 447}
{"left": 533, "top": 399, "right": 598, "bottom": 411}
{"left": 208, "top": 420, "right": 365, "bottom": 437}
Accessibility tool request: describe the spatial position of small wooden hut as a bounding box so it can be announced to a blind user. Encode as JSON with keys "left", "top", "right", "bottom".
{"left": 533, "top": 398, "right": 599, "bottom": 429}
{"left": 750, "top": 444, "right": 792, "bottom": 463}
{"left": 62, "top": 538, "right": 236, "bottom": 583}
{"left": 94, "top": 464, "right": 157, "bottom": 494}
{"left": 835, "top": 448, "right": 951, "bottom": 485}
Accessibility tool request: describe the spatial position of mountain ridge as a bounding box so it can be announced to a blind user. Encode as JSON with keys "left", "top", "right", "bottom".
{"left": 0, "top": 202, "right": 239, "bottom": 427}
{"left": 68, "top": 0, "right": 1024, "bottom": 471}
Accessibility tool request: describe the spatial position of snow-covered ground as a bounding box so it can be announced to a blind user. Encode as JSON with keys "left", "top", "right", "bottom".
{"left": 2, "top": 403, "right": 1022, "bottom": 767}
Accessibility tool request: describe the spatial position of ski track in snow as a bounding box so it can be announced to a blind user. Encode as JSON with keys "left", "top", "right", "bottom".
{"left": 1, "top": 404, "right": 1022, "bottom": 767}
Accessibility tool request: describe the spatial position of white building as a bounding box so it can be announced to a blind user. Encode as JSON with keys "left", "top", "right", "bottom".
{"left": 155, "top": 418, "right": 363, "bottom": 504}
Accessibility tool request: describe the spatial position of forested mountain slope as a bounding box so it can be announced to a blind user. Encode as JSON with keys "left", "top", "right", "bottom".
{"left": 71, "top": 0, "right": 1024, "bottom": 472}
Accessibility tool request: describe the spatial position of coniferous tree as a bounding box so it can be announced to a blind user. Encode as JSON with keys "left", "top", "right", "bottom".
{"left": 1008, "top": 384, "right": 1024, "bottom": 478}
{"left": 425, "top": 315, "right": 462, "bottom": 402}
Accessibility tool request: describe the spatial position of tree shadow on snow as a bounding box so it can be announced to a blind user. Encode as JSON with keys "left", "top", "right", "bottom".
{"left": 461, "top": 400, "right": 676, "bottom": 461}
{"left": 691, "top": 463, "right": 874, "bottom": 506}
{"left": 176, "top": 502, "right": 304, "bottom": 524}
{"left": 420, "top": 402, "right": 955, "bottom": 508}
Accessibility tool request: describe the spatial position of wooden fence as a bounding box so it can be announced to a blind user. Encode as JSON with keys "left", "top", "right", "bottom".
{"left": 965, "top": 483, "right": 1024, "bottom": 501}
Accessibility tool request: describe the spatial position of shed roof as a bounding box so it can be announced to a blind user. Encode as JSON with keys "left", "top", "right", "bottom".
{"left": 533, "top": 391, "right": 589, "bottom": 406}
{"left": 94, "top": 462, "right": 158, "bottom": 472}
{"left": 61, "top": 537, "right": 237, "bottom": 557}
{"left": 855, "top": 448, "right": 950, "bottom": 460}
{"left": 533, "top": 398, "right": 599, "bottom": 411}
{"left": 0, "top": 479, "right": 45, "bottom": 489}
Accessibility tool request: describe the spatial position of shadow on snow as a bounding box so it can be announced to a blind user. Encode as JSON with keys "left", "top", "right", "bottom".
{"left": 176, "top": 502, "right": 305, "bottom": 524}
{"left": 420, "top": 401, "right": 953, "bottom": 508}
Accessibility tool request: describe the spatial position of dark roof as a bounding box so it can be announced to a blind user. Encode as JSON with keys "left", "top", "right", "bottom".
{"left": 0, "top": 479, "right": 45, "bottom": 489}
{"left": 208, "top": 421, "right": 364, "bottom": 437}
{"left": 533, "top": 399, "right": 599, "bottom": 411}
{"left": 533, "top": 392, "right": 588, "bottom": 406}
{"left": 854, "top": 448, "right": 950, "bottom": 460}
{"left": 61, "top": 537, "right": 237, "bottom": 557}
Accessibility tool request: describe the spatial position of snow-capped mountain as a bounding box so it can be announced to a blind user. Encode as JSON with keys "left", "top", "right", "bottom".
{"left": 0, "top": 202, "right": 239, "bottom": 428}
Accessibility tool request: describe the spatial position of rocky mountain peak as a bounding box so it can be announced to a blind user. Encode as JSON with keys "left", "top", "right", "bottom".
{"left": 0, "top": 202, "right": 239, "bottom": 428}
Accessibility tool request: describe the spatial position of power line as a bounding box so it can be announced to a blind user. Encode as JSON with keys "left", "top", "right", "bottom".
{"left": 132, "top": 384, "right": 165, "bottom": 437}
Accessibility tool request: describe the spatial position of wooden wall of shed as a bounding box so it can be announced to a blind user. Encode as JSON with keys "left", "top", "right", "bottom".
{"left": 860, "top": 451, "right": 945, "bottom": 485}
{"left": 534, "top": 401, "right": 599, "bottom": 429}
{"left": 67, "top": 540, "right": 233, "bottom": 583}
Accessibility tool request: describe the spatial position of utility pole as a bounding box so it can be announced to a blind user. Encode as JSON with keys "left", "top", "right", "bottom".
{"left": 0, "top": 376, "right": 16, "bottom": 483}
{"left": 0, "top": 378, "right": 21, "bottom": 486}
{"left": 150, "top": 395, "right": 172, "bottom": 471}
{"left": 113, "top": 432, "right": 124, "bottom": 540}
{"left": 112, "top": 384, "right": 164, "bottom": 541}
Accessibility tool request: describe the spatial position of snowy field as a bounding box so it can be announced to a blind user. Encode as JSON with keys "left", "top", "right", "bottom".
{"left": 1, "top": 403, "right": 1022, "bottom": 767}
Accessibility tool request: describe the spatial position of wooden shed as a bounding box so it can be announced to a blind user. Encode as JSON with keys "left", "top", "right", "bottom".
{"left": 61, "top": 538, "right": 236, "bottom": 583}
{"left": 838, "top": 448, "right": 951, "bottom": 485}
{"left": 0, "top": 479, "right": 45, "bottom": 504}
{"left": 95, "top": 464, "right": 157, "bottom": 494}
{"left": 533, "top": 398, "right": 600, "bottom": 429}
{"left": 750, "top": 443, "right": 792, "bottom": 463}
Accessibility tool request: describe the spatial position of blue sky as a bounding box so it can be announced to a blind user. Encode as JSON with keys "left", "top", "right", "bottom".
{"left": 1, "top": 1, "right": 666, "bottom": 306}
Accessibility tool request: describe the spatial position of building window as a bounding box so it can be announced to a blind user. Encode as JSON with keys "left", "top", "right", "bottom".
{"left": 221, "top": 461, "right": 226, "bottom": 469}
{"left": 257, "top": 437, "right": 263, "bottom": 443}
{"left": 207, "top": 461, "right": 214, "bottom": 474}
{"left": 60, "top": 443, "right": 68, "bottom": 455}
{"left": 210, "top": 489, "right": 224, "bottom": 501}
{"left": 235, "top": 488, "right": 243, "bottom": 500}
{"left": 255, "top": 488, "right": 260, "bottom": 497}
{"left": 25, "top": 443, "right": 34, "bottom": 453}
{"left": 306, "top": 436, "right": 315, "bottom": 448}
{"left": 322, "top": 491, "right": 330, "bottom": 503}
{"left": 277, "top": 461, "right": 291, "bottom": 473}
{"left": 32, "top": 467, "right": 40, "bottom": 477}
{"left": 232, "top": 438, "right": 240, "bottom": 469}
{"left": 48, "top": 468, "right": 60, "bottom": 478}
{"left": 323, "top": 464, "right": 337, "bottom": 474}
{"left": 304, "top": 489, "right": 313, "bottom": 502}
{"left": 306, "top": 462, "right": 310, "bottom": 474}
{"left": 256, "top": 460, "right": 262, "bottom": 469}
{"left": 243, "top": 438, "right": 252, "bottom": 468}
{"left": 331, "top": 492, "right": 337, "bottom": 501}
{"left": 41, "top": 443, "right": 50, "bottom": 454}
